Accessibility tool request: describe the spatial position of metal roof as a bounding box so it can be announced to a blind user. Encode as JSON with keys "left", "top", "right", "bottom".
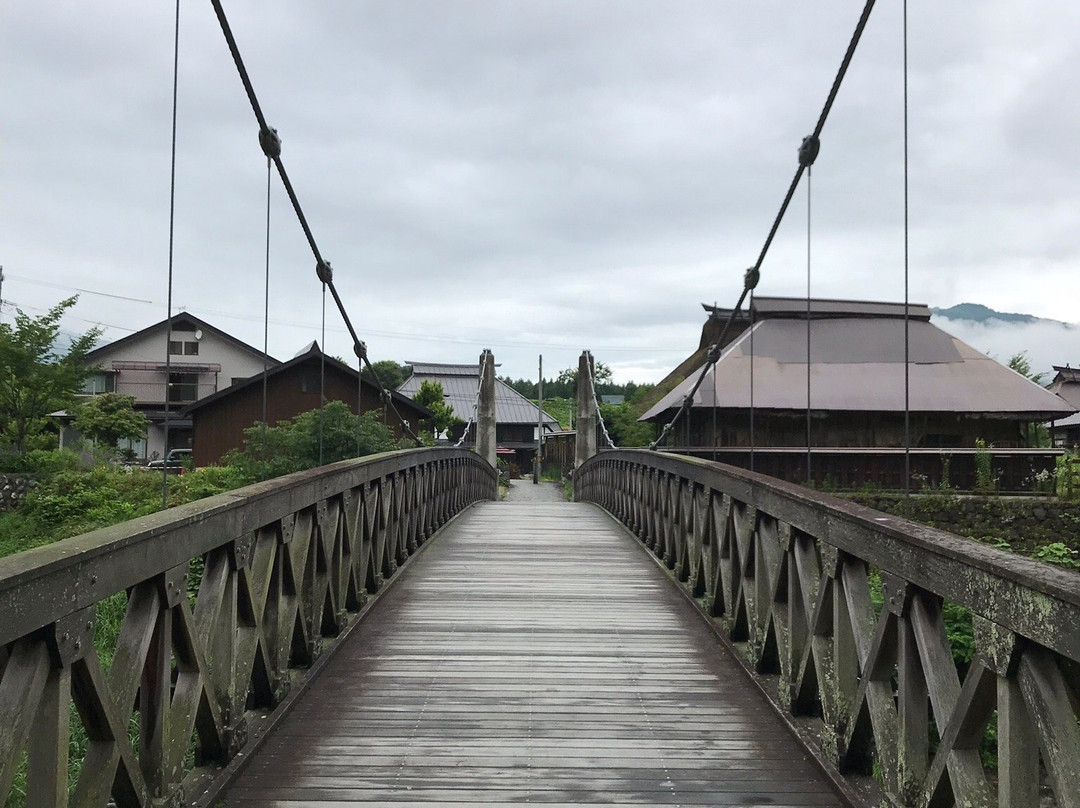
{"left": 1053, "top": 366, "right": 1080, "bottom": 383}
{"left": 184, "top": 343, "right": 432, "bottom": 419}
{"left": 642, "top": 316, "right": 1077, "bottom": 420}
{"left": 405, "top": 361, "right": 500, "bottom": 376}
{"left": 703, "top": 296, "right": 933, "bottom": 322}
{"left": 398, "top": 366, "right": 559, "bottom": 426}
{"left": 85, "top": 312, "right": 278, "bottom": 365}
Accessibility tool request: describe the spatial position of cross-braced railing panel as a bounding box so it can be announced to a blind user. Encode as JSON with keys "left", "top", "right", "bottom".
{"left": 576, "top": 450, "right": 1080, "bottom": 808}
{"left": 0, "top": 448, "right": 496, "bottom": 808}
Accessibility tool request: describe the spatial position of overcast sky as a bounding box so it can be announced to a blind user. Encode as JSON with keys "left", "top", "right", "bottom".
{"left": 3, "top": 2, "right": 1079, "bottom": 383}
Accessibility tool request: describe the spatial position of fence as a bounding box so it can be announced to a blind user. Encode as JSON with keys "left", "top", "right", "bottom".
{"left": 576, "top": 449, "right": 1080, "bottom": 808}
{"left": 0, "top": 447, "right": 496, "bottom": 808}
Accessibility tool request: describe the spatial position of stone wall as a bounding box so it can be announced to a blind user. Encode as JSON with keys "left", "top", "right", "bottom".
{"left": 0, "top": 474, "right": 36, "bottom": 513}
{"left": 848, "top": 493, "right": 1080, "bottom": 555}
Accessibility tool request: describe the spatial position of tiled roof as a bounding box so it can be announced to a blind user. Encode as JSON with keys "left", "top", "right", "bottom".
{"left": 399, "top": 365, "right": 558, "bottom": 426}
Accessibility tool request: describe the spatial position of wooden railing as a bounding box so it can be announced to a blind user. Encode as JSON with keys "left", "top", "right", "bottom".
{"left": 576, "top": 450, "right": 1080, "bottom": 808}
{"left": 0, "top": 448, "right": 496, "bottom": 808}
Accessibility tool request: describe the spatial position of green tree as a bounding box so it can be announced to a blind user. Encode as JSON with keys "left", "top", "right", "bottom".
{"left": 499, "top": 376, "right": 536, "bottom": 398}
{"left": 0, "top": 297, "right": 100, "bottom": 453}
{"left": 412, "top": 380, "right": 460, "bottom": 436}
{"left": 1006, "top": 351, "right": 1051, "bottom": 447}
{"left": 551, "top": 362, "right": 614, "bottom": 398}
{"left": 599, "top": 402, "right": 655, "bottom": 447}
{"left": 1007, "top": 351, "right": 1045, "bottom": 384}
{"left": 223, "top": 401, "right": 410, "bottom": 480}
{"left": 72, "top": 393, "right": 150, "bottom": 458}
{"left": 362, "top": 359, "right": 409, "bottom": 391}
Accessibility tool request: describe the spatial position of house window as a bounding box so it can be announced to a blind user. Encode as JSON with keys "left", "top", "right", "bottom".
{"left": 168, "top": 372, "right": 200, "bottom": 403}
{"left": 82, "top": 373, "right": 115, "bottom": 395}
{"left": 169, "top": 339, "right": 199, "bottom": 355}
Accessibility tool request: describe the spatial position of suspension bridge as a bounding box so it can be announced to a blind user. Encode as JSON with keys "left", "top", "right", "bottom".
{"left": 3, "top": 2, "right": 1080, "bottom": 807}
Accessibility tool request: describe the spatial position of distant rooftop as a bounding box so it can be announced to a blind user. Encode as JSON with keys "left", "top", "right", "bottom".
{"left": 643, "top": 297, "right": 1074, "bottom": 421}
{"left": 400, "top": 361, "right": 557, "bottom": 427}
{"left": 406, "top": 361, "right": 502, "bottom": 376}
{"left": 704, "top": 296, "right": 932, "bottom": 322}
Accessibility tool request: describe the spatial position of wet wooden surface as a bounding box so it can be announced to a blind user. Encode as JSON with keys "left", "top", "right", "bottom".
{"left": 224, "top": 500, "right": 843, "bottom": 807}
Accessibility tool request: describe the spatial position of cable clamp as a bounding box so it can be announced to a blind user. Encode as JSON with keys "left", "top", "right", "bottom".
{"left": 743, "top": 266, "right": 760, "bottom": 290}
{"left": 316, "top": 259, "right": 333, "bottom": 284}
{"left": 354, "top": 340, "right": 368, "bottom": 361}
{"left": 706, "top": 343, "right": 722, "bottom": 363}
{"left": 259, "top": 126, "right": 282, "bottom": 159}
{"left": 798, "top": 134, "right": 820, "bottom": 168}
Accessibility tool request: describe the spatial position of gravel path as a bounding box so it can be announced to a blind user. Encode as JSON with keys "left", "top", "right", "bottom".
{"left": 505, "top": 478, "right": 566, "bottom": 502}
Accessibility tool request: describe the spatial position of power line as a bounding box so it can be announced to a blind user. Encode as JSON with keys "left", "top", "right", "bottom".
{"left": 4, "top": 273, "right": 689, "bottom": 354}
{"left": 0, "top": 298, "right": 139, "bottom": 335}
{"left": 3, "top": 273, "right": 154, "bottom": 304}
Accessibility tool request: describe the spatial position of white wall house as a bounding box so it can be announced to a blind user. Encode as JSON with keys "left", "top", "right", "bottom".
{"left": 79, "top": 313, "right": 278, "bottom": 460}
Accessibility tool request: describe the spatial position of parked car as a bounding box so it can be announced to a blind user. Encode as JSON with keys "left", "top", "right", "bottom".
{"left": 145, "top": 448, "right": 192, "bottom": 472}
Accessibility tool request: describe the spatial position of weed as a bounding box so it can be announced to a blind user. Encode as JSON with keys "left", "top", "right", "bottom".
{"left": 1032, "top": 542, "right": 1080, "bottom": 569}
{"left": 974, "top": 439, "right": 998, "bottom": 494}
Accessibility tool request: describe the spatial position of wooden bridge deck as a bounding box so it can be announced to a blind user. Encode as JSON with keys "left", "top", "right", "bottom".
{"left": 223, "top": 498, "right": 844, "bottom": 807}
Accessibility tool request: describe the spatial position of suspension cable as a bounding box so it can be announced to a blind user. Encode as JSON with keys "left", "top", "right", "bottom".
{"left": 588, "top": 354, "right": 616, "bottom": 449}
{"left": 650, "top": 0, "right": 876, "bottom": 451}
{"left": 209, "top": 0, "right": 421, "bottom": 446}
{"left": 162, "top": 0, "right": 180, "bottom": 508}
{"left": 454, "top": 351, "right": 487, "bottom": 448}
{"left": 903, "top": 0, "right": 911, "bottom": 501}
{"left": 806, "top": 165, "right": 813, "bottom": 484}
{"left": 751, "top": 0, "right": 876, "bottom": 274}
{"left": 261, "top": 156, "right": 271, "bottom": 477}
{"left": 319, "top": 281, "right": 326, "bottom": 466}
{"left": 749, "top": 290, "right": 755, "bottom": 472}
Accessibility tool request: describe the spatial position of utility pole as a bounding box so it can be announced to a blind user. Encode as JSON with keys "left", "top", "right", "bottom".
{"left": 533, "top": 355, "right": 543, "bottom": 484}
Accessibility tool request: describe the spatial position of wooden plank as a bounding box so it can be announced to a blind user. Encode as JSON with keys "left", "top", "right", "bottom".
{"left": 224, "top": 501, "right": 843, "bottom": 806}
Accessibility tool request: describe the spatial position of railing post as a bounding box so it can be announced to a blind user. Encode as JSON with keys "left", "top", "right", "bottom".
{"left": 476, "top": 349, "right": 497, "bottom": 469}
{"left": 575, "top": 350, "right": 597, "bottom": 469}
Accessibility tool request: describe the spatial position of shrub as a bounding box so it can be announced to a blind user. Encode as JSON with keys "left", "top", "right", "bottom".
{"left": 223, "top": 402, "right": 412, "bottom": 482}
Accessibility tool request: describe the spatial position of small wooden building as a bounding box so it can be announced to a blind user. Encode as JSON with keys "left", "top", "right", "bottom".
{"left": 185, "top": 343, "right": 431, "bottom": 467}
{"left": 1048, "top": 366, "right": 1080, "bottom": 448}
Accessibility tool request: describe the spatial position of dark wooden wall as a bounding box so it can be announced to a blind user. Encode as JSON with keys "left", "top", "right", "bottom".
{"left": 191, "top": 360, "right": 425, "bottom": 466}
{"left": 682, "top": 410, "right": 1027, "bottom": 449}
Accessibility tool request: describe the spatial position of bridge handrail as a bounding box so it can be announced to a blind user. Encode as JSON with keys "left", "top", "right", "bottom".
{"left": 0, "top": 447, "right": 496, "bottom": 807}
{"left": 576, "top": 449, "right": 1080, "bottom": 808}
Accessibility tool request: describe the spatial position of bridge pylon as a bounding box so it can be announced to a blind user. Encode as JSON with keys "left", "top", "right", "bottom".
{"left": 476, "top": 349, "right": 497, "bottom": 468}
{"left": 575, "top": 350, "right": 598, "bottom": 468}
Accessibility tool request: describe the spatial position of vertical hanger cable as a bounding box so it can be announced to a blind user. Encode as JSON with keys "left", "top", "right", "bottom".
{"left": 161, "top": 0, "right": 180, "bottom": 509}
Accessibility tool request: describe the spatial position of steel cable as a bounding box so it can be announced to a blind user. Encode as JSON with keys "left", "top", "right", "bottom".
{"left": 261, "top": 157, "right": 271, "bottom": 477}
{"left": 588, "top": 354, "right": 616, "bottom": 449}
{"left": 650, "top": 0, "right": 876, "bottom": 451}
{"left": 454, "top": 352, "right": 487, "bottom": 448}
{"left": 806, "top": 166, "right": 813, "bottom": 484}
{"left": 161, "top": 0, "right": 180, "bottom": 508}
{"left": 903, "top": 0, "right": 911, "bottom": 501}
{"left": 209, "top": 0, "right": 421, "bottom": 446}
